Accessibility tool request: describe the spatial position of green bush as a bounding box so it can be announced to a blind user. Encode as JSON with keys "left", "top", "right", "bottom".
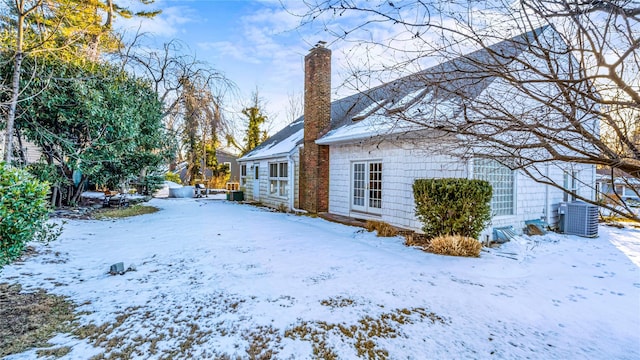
{"left": 0, "top": 163, "right": 57, "bottom": 267}
{"left": 142, "top": 173, "right": 165, "bottom": 195}
{"left": 164, "top": 172, "right": 181, "bottom": 184}
{"left": 413, "top": 178, "right": 492, "bottom": 239}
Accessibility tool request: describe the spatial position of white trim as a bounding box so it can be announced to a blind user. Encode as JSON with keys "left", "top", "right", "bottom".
{"left": 240, "top": 164, "right": 247, "bottom": 187}
{"left": 268, "top": 161, "right": 289, "bottom": 198}
{"left": 350, "top": 160, "right": 383, "bottom": 215}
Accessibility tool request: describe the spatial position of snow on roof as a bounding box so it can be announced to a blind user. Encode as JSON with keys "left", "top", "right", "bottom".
{"left": 318, "top": 93, "right": 458, "bottom": 145}
{"left": 244, "top": 27, "right": 548, "bottom": 159}
{"left": 351, "top": 99, "right": 387, "bottom": 121}
{"left": 240, "top": 128, "right": 304, "bottom": 161}
{"left": 386, "top": 87, "right": 428, "bottom": 113}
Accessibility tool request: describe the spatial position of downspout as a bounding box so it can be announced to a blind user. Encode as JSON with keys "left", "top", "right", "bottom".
{"left": 287, "top": 150, "right": 307, "bottom": 214}
{"left": 544, "top": 163, "right": 550, "bottom": 223}
{"left": 591, "top": 165, "right": 596, "bottom": 201}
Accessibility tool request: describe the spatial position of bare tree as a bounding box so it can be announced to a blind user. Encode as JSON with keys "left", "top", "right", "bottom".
{"left": 285, "top": 90, "right": 304, "bottom": 124}
{"left": 115, "top": 35, "right": 236, "bottom": 176}
{"left": 294, "top": 0, "right": 639, "bottom": 220}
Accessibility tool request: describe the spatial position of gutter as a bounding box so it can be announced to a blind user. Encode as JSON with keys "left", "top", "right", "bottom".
{"left": 238, "top": 151, "right": 290, "bottom": 163}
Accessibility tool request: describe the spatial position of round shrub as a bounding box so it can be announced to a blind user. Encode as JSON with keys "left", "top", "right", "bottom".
{"left": 413, "top": 178, "right": 492, "bottom": 240}
{"left": 0, "top": 163, "right": 52, "bottom": 267}
{"left": 164, "top": 172, "right": 181, "bottom": 184}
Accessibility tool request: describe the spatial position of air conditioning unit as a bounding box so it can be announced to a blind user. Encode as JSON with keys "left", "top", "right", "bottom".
{"left": 558, "top": 201, "right": 598, "bottom": 237}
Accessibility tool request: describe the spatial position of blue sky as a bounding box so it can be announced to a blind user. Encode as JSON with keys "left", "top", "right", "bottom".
{"left": 116, "top": 1, "right": 553, "bottom": 133}
{"left": 120, "top": 0, "right": 334, "bottom": 132}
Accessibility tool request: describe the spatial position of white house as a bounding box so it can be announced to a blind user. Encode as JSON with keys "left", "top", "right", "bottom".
{"left": 596, "top": 168, "right": 640, "bottom": 204}
{"left": 238, "top": 27, "right": 597, "bottom": 240}
{"left": 0, "top": 130, "right": 42, "bottom": 164}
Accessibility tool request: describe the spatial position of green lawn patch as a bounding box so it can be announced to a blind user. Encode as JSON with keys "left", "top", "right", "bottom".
{"left": 93, "top": 205, "right": 159, "bottom": 220}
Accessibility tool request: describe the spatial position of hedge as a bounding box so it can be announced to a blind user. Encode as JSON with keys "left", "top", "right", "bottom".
{"left": 0, "top": 164, "right": 54, "bottom": 267}
{"left": 413, "top": 178, "right": 492, "bottom": 239}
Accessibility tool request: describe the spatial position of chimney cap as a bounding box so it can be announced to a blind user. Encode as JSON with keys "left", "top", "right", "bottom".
{"left": 310, "top": 40, "right": 327, "bottom": 51}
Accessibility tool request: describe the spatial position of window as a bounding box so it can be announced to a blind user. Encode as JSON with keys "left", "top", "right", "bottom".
{"left": 269, "top": 161, "right": 288, "bottom": 197}
{"left": 369, "top": 162, "right": 382, "bottom": 209}
{"left": 614, "top": 184, "right": 624, "bottom": 195}
{"left": 474, "top": 158, "right": 514, "bottom": 216}
{"left": 352, "top": 161, "right": 382, "bottom": 214}
{"left": 240, "top": 164, "right": 247, "bottom": 186}
{"left": 563, "top": 171, "right": 578, "bottom": 201}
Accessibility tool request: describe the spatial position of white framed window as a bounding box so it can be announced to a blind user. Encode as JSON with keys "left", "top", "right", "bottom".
{"left": 269, "top": 161, "right": 288, "bottom": 197}
{"left": 563, "top": 171, "right": 578, "bottom": 202}
{"left": 240, "top": 164, "right": 247, "bottom": 186}
{"left": 473, "top": 158, "right": 514, "bottom": 216}
{"left": 351, "top": 161, "right": 382, "bottom": 214}
{"left": 614, "top": 184, "right": 625, "bottom": 197}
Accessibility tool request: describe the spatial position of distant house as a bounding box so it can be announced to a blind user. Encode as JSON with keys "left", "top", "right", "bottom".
{"left": 238, "top": 27, "right": 597, "bottom": 239}
{"left": 176, "top": 148, "right": 240, "bottom": 185}
{"left": 596, "top": 168, "right": 640, "bottom": 204}
{"left": 0, "top": 130, "right": 43, "bottom": 164}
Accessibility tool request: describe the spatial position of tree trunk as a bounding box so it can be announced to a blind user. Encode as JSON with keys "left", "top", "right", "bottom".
{"left": 4, "top": 51, "right": 24, "bottom": 164}
{"left": 4, "top": 0, "right": 42, "bottom": 163}
{"left": 15, "top": 127, "right": 26, "bottom": 165}
{"left": 51, "top": 186, "right": 59, "bottom": 208}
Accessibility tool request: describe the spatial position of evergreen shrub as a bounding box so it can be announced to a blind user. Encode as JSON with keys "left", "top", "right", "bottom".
{"left": 413, "top": 178, "right": 492, "bottom": 239}
{"left": 164, "top": 172, "right": 181, "bottom": 184}
{"left": 0, "top": 164, "right": 58, "bottom": 267}
{"left": 142, "top": 174, "right": 165, "bottom": 195}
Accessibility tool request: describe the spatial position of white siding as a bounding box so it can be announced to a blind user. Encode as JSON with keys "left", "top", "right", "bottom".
{"left": 292, "top": 150, "right": 300, "bottom": 209}
{"left": 328, "top": 140, "right": 595, "bottom": 237}
{"left": 488, "top": 162, "right": 594, "bottom": 238}
{"left": 237, "top": 149, "right": 301, "bottom": 211}
{"left": 329, "top": 141, "right": 467, "bottom": 230}
{"left": 0, "top": 130, "right": 42, "bottom": 164}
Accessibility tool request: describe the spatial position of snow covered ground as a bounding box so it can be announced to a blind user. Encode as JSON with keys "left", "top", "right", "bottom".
{"left": 2, "top": 198, "right": 639, "bottom": 359}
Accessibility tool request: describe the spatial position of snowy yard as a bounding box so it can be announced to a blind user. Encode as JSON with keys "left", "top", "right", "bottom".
{"left": 2, "top": 198, "right": 639, "bottom": 359}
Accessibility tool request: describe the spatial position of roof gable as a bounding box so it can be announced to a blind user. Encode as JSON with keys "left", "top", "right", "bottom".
{"left": 241, "top": 27, "right": 547, "bottom": 159}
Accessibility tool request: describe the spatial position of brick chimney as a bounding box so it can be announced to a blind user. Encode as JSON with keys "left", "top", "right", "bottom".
{"left": 300, "top": 41, "right": 331, "bottom": 213}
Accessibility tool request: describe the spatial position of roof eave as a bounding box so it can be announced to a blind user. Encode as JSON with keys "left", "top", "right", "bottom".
{"left": 237, "top": 146, "right": 301, "bottom": 162}
{"left": 316, "top": 133, "right": 377, "bottom": 146}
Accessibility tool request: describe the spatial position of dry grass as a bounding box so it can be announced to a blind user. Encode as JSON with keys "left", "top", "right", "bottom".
{"left": 320, "top": 296, "right": 355, "bottom": 308}
{"left": 364, "top": 220, "right": 399, "bottom": 237}
{"left": 0, "top": 281, "right": 446, "bottom": 359}
{"left": 285, "top": 307, "right": 447, "bottom": 360}
{"left": 428, "top": 235, "right": 483, "bottom": 257}
{"left": 93, "top": 205, "right": 159, "bottom": 220}
{"left": 403, "top": 233, "right": 431, "bottom": 248}
{"left": 0, "top": 283, "right": 77, "bottom": 357}
{"left": 36, "top": 346, "right": 72, "bottom": 357}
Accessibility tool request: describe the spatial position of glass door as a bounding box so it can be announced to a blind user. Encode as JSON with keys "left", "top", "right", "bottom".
{"left": 351, "top": 161, "right": 382, "bottom": 214}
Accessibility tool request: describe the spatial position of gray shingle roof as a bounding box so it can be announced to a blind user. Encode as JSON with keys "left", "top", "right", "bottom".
{"left": 240, "top": 27, "right": 547, "bottom": 160}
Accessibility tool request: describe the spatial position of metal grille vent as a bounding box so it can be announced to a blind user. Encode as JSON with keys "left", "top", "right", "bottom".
{"left": 561, "top": 201, "right": 598, "bottom": 238}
